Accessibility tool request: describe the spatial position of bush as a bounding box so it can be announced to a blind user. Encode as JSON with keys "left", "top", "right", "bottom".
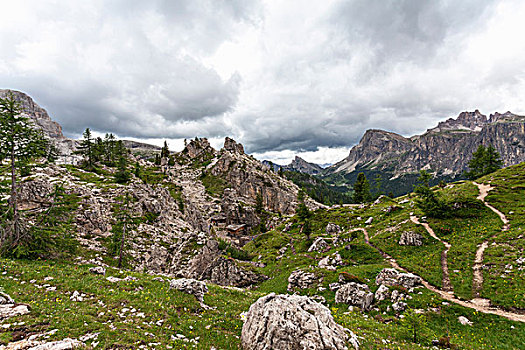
{"left": 338, "top": 272, "right": 365, "bottom": 284}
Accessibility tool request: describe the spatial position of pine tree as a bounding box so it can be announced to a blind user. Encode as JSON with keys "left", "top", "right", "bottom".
{"left": 0, "top": 92, "right": 49, "bottom": 251}
{"left": 161, "top": 140, "right": 170, "bottom": 159}
{"left": 353, "top": 173, "right": 371, "bottom": 203}
{"left": 114, "top": 141, "right": 130, "bottom": 184}
{"left": 465, "top": 144, "right": 503, "bottom": 180}
{"left": 76, "top": 128, "right": 94, "bottom": 169}
{"left": 255, "top": 191, "right": 264, "bottom": 214}
{"left": 296, "top": 190, "right": 310, "bottom": 221}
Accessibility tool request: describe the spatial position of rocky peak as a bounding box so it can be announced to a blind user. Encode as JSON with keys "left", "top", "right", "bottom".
{"left": 0, "top": 89, "right": 65, "bottom": 139}
{"left": 183, "top": 137, "right": 216, "bottom": 159}
{"left": 287, "top": 156, "right": 322, "bottom": 175}
{"left": 430, "top": 110, "right": 488, "bottom": 133}
{"left": 489, "top": 111, "right": 524, "bottom": 123}
{"left": 223, "top": 137, "right": 244, "bottom": 154}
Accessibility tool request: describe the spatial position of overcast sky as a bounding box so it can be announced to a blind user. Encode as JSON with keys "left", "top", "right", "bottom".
{"left": 2, "top": 0, "right": 525, "bottom": 165}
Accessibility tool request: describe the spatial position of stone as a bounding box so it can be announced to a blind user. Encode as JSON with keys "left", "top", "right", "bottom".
{"left": 223, "top": 137, "right": 244, "bottom": 154}
{"left": 1, "top": 338, "right": 83, "bottom": 350}
{"left": 374, "top": 285, "right": 390, "bottom": 302}
{"left": 308, "top": 237, "right": 330, "bottom": 252}
{"left": 326, "top": 223, "right": 342, "bottom": 235}
{"left": 169, "top": 278, "right": 208, "bottom": 304}
{"left": 241, "top": 293, "right": 359, "bottom": 350}
{"left": 365, "top": 217, "right": 373, "bottom": 225}
{"left": 375, "top": 268, "right": 422, "bottom": 289}
{"left": 287, "top": 270, "right": 318, "bottom": 291}
{"left": 0, "top": 292, "right": 14, "bottom": 305}
{"left": 392, "top": 301, "right": 407, "bottom": 312}
{"left": 458, "top": 316, "right": 473, "bottom": 326}
{"left": 89, "top": 266, "right": 106, "bottom": 275}
{"left": 0, "top": 304, "right": 30, "bottom": 319}
{"left": 70, "top": 291, "right": 83, "bottom": 302}
{"left": 335, "top": 282, "right": 374, "bottom": 311}
{"left": 318, "top": 253, "right": 343, "bottom": 271}
{"left": 398, "top": 231, "right": 423, "bottom": 246}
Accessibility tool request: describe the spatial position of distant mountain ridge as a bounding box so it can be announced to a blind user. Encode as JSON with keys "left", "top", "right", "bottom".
{"left": 263, "top": 156, "right": 323, "bottom": 175}
{"left": 323, "top": 110, "right": 525, "bottom": 195}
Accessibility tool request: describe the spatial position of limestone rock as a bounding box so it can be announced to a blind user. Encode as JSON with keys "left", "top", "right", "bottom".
{"left": 223, "top": 137, "right": 244, "bottom": 154}
{"left": 308, "top": 237, "right": 329, "bottom": 252}
{"left": 0, "top": 304, "right": 30, "bottom": 319}
{"left": 241, "top": 293, "right": 359, "bottom": 350}
{"left": 392, "top": 301, "right": 407, "bottom": 312}
{"left": 335, "top": 282, "right": 374, "bottom": 311}
{"left": 318, "top": 253, "right": 343, "bottom": 271}
{"left": 1, "top": 338, "right": 83, "bottom": 350}
{"left": 89, "top": 266, "right": 106, "bottom": 275}
{"left": 375, "top": 268, "right": 422, "bottom": 289}
{"left": 287, "top": 270, "right": 318, "bottom": 291}
{"left": 374, "top": 285, "right": 390, "bottom": 302}
{"left": 0, "top": 292, "right": 14, "bottom": 305}
{"left": 458, "top": 316, "right": 473, "bottom": 326}
{"left": 169, "top": 278, "right": 208, "bottom": 303}
{"left": 398, "top": 231, "right": 423, "bottom": 246}
{"left": 326, "top": 223, "right": 342, "bottom": 235}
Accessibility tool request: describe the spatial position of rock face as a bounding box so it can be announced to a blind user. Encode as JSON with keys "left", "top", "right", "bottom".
{"left": 223, "top": 137, "right": 244, "bottom": 154}
{"left": 241, "top": 293, "right": 358, "bottom": 350}
{"left": 375, "top": 268, "right": 422, "bottom": 289}
{"left": 325, "top": 110, "right": 525, "bottom": 194}
{"left": 398, "top": 231, "right": 423, "bottom": 246}
{"left": 335, "top": 282, "right": 374, "bottom": 311}
{"left": 286, "top": 156, "right": 323, "bottom": 175}
{"left": 169, "top": 278, "right": 208, "bottom": 303}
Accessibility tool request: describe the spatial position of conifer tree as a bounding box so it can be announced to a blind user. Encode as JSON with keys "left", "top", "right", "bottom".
{"left": 465, "top": 144, "right": 503, "bottom": 180}
{"left": 77, "top": 128, "right": 94, "bottom": 169}
{"left": 353, "top": 173, "right": 371, "bottom": 203}
{"left": 0, "top": 92, "right": 48, "bottom": 250}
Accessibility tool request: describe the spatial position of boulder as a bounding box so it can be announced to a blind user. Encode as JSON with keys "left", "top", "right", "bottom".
{"left": 365, "top": 217, "right": 373, "bottom": 225}
{"left": 326, "top": 223, "right": 342, "bottom": 235}
{"left": 0, "top": 292, "right": 14, "bottom": 305}
{"left": 89, "top": 266, "right": 106, "bottom": 275}
{"left": 169, "top": 278, "right": 208, "bottom": 304}
{"left": 374, "top": 285, "right": 390, "bottom": 302}
{"left": 318, "top": 253, "right": 343, "bottom": 271}
{"left": 335, "top": 282, "right": 374, "bottom": 311}
{"left": 241, "top": 293, "right": 359, "bottom": 350}
{"left": 458, "top": 316, "right": 473, "bottom": 326}
{"left": 398, "top": 231, "right": 423, "bottom": 246}
{"left": 0, "top": 304, "right": 30, "bottom": 319}
{"left": 308, "top": 237, "right": 330, "bottom": 252}
{"left": 1, "top": 338, "right": 83, "bottom": 349}
{"left": 392, "top": 301, "right": 407, "bottom": 312}
{"left": 287, "top": 270, "right": 318, "bottom": 291}
{"left": 375, "top": 268, "right": 421, "bottom": 289}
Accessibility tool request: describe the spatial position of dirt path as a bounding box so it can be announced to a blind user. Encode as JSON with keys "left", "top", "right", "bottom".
{"left": 350, "top": 227, "right": 525, "bottom": 323}
{"left": 410, "top": 216, "right": 453, "bottom": 292}
{"left": 472, "top": 182, "right": 510, "bottom": 298}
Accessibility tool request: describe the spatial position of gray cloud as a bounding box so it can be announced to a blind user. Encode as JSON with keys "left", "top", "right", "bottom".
{"left": 1, "top": 0, "right": 524, "bottom": 164}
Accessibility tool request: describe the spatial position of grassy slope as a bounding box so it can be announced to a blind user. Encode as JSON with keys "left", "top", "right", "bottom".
{"left": 1, "top": 164, "right": 525, "bottom": 349}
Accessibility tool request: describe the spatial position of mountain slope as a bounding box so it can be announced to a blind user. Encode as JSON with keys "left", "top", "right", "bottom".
{"left": 324, "top": 110, "right": 525, "bottom": 195}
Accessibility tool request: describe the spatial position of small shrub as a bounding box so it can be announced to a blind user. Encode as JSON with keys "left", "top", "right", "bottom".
{"left": 338, "top": 272, "right": 365, "bottom": 284}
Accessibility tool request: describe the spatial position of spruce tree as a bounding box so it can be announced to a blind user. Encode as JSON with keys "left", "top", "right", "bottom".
{"left": 77, "top": 128, "right": 94, "bottom": 169}
{"left": 465, "top": 144, "right": 503, "bottom": 180}
{"left": 0, "top": 92, "right": 48, "bottom": 250}
{"left": 353, "top": 173, "right": 371, "bottom": 203}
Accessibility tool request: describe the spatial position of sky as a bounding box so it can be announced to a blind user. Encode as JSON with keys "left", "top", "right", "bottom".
{"left": 2, "top": 0, "right": 525, "bottom": 165}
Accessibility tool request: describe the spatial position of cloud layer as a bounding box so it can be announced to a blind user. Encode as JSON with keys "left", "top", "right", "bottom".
{"left": 2, "top": 0, "right": 525, "bottom": 164}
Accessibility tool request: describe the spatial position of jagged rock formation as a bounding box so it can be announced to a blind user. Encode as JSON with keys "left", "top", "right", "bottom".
{"left": 375, "top": 268, "right": 422, "bottom": 289}
{"left": 398, "top": 231, "right": 424, "bottom": 246}
{"left": 325, "top": 110, "right": 525, "bottom": 192}
{"left": 241, "top": 293, "right": 359, "bottom": 350}
{"left": 287, "top": 269, "right": 319, "bottom": 291}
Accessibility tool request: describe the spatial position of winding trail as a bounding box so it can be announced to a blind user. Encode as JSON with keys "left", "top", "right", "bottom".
{"left": 472, "top": 182, "right": 510, "bottom": 298}
{"left": 350, "top": 227, "right": 525, "bottom": 323}
{"left": 410, "top": 216, "right": 453, "bottom": 292}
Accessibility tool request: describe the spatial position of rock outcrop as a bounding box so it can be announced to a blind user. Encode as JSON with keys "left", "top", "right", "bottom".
{"left": 335, "top": 282, "right": 374, "bottom": 311}
{"left": 241, "top": 293, "right": 359, "bottom": 350}
{"left": 169, "top": 278, "right": 208, "bottom": 304}
{"left": 287, "top": 270, "right": 318, "bottom": 291}
{"left": 398, "top": 231, "right": 423, "bottom": 246}
{"left": 375, "top": 268, "right": 422, "bottom": 289}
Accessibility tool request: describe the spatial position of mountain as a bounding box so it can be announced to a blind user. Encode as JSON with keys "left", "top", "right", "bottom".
{"left": 324, "top": 110, "right": 525, "bottom": 195}
{"left": 263, "top": 156, "right": 323, "bottom": 175}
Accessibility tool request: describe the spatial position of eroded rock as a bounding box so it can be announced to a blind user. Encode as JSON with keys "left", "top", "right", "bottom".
{"left": 375, "top": 268, "right": 421, "bottom": 289}
{"left": 169, "top": 278, "right": 208, "bottom": 304}
{"left": 398, "top": 231, "right": 423, "bottom": 246}
{"left": 241, "top": 293, "right": 359, "bottom": 350}
{"left": 335, "top": 282, "right": 374, "bottom": 311}
{"left": 287, "top": 270, "right": 318, "bottom": 291}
